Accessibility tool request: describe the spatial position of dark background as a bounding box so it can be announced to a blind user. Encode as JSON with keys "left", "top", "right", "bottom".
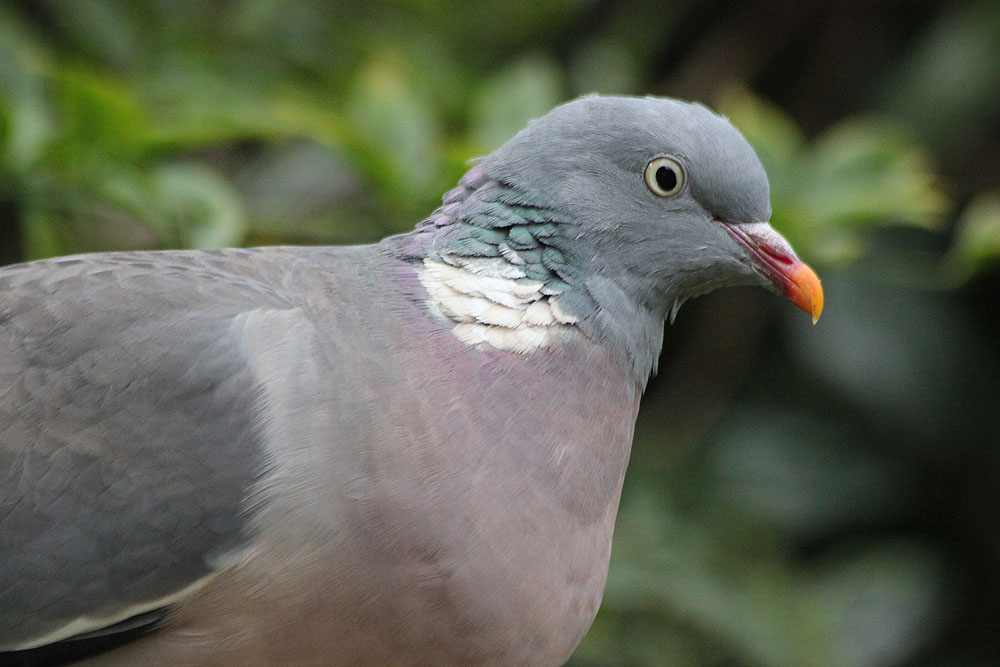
{"left": 1, "top": 1, "right": 998, "bottom": 665}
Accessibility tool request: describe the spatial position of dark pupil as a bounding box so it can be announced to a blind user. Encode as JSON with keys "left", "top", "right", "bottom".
{"left": 656, "top": 165, "right": 677, "bottom": 192}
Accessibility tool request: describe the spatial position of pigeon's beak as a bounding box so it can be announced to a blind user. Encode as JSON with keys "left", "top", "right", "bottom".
{"left": 722, "top": 221, "right": 824, "bottom": 324}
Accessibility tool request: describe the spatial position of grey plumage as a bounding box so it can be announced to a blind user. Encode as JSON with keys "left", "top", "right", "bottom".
{"left": 1, "top": 250, "right": 284, "bottom": 646}
{"left": 0, "top": 95, "right": 821, "bottom": 665}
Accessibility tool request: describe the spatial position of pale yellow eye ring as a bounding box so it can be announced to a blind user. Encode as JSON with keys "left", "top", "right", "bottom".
{"left": 644, "top": 157, "right": 685, "bottom": 197}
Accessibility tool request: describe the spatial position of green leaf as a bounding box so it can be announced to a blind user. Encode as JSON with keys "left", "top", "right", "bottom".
{"left": 568, "top": 38, "right": 639, "bottom": 95}
{"left": 0, "top": 6, "right": 56, "bottom": 172}
{"left": 346, "top": 59, "right": 441, "bottom": 201}
{"left": 805, "top": 120, "right": 947, "bottom": 231}
{"left": 471, "top": 54, "right": 563, "bottom": 153}
{"left": 944, "top": 191, "right": 1000, "bottom": 282}
{"left": 21, "top": 209, "right": 65, "bottom": 259}
{"left": 50, "top": 64, "right": 148, "bottom": 161}
{"left": 153, "top": 163, "right": 246, "bottom": 249}
{"left": 718, "top": 86, "right": 806, "bottom": 172}
{"left": 0, "top": 94, "right": 9, "bottom": 159}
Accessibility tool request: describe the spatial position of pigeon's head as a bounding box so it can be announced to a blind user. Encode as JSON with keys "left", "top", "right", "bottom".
{"left": 478, "top": 95, "right": 823, "bottom": 325}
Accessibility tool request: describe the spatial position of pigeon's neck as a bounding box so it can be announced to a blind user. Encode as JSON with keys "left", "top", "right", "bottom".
{"left": 382, "top": 166, "right": 666, "bottom": 390}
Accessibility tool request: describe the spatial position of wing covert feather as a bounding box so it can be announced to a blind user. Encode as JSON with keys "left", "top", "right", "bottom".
{"left": 0, "top": 249, "right": 306, "bottom": 649}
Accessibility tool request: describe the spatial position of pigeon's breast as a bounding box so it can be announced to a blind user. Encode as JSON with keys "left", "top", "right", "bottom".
{"left": 319, "top": 323, "right": 639, "bottom": 664}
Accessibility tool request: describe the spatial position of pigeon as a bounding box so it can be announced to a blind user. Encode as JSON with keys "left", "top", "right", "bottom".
{"left": 0, "top": 95, "right": 822, "bottom": 666}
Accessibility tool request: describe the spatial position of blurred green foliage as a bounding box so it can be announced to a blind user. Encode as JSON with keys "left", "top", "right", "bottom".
{"left": 1, "top": 1, "right": 998, "bottom": 665}
{"left": 719, "top": 88, "right": 948, "bottom": 266}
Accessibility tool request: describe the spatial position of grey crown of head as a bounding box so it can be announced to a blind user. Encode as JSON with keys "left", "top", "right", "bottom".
{"left": 481, "top": 95, "right": 772, "bottom": 227}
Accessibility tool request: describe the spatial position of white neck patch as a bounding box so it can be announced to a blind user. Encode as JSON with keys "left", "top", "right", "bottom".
{"left": 418, "top": 255, "right": 579, "bottom": 354}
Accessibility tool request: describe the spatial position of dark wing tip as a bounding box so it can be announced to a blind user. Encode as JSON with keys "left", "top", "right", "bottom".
{"left": 0, "top": 608, "right": 168, "bottom": 667}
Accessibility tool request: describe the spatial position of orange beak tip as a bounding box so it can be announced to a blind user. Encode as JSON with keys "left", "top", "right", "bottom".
{"left": 789, "top": 262, "right": 824, "bottom": 325}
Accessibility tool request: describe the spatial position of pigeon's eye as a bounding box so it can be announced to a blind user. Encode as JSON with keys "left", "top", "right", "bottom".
{"left": 644, "top": 157, "right": 685, "bottom": 197}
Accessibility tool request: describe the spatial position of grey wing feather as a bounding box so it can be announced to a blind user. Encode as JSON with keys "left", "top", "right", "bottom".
{"left": 0, "top": 249, "right": 303, "bottom": 650}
